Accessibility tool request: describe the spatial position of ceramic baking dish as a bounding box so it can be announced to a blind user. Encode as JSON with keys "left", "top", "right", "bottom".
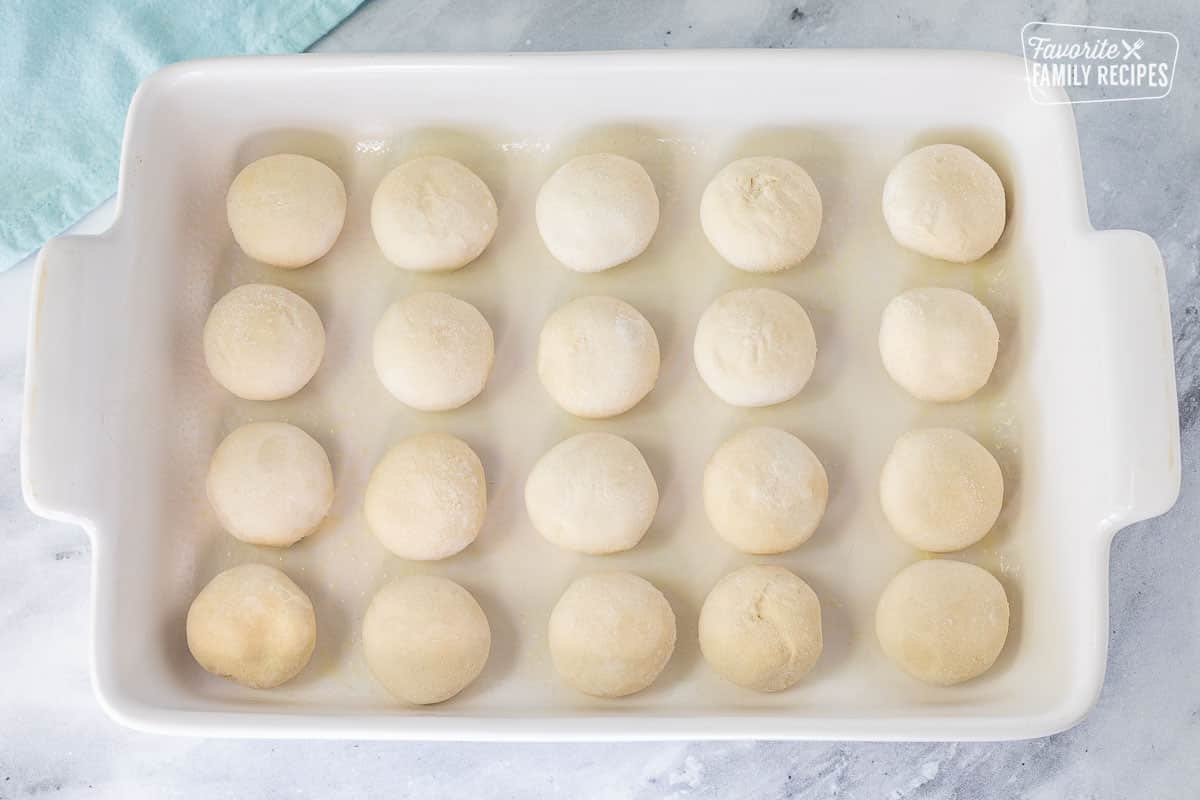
{"left": 21, "top": 50, "right": 1179, "bottom": 741}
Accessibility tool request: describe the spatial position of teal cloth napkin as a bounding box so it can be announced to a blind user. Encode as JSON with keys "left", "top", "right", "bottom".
{"left": 0, "top": 0, "right": 363, "bottom": 269}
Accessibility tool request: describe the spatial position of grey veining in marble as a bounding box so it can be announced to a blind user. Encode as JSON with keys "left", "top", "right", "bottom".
{"left": 1, "top": 0, "right": 1198, "bottom": 797}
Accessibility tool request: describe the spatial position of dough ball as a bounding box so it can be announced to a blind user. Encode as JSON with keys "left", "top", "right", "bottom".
{"left": 186, "top": 564, "right": 316, "bottom": 689}
{"left": 362, "top": 575, "right": 491, "bottom": 705}
{"left": 536, "top": 153, "right": 660, "bottom": 272}
{"left": 525, "top": 433, "right": 658, "bottom": 555}
{"left": 882, "top": 144, "right": 1006, "bottom": 263}
{"left": 364, "top": 433, "right": 487, "bottom": 560}
{"left": 694, "top": 288, "right": 816, "bottom": 407}
{"left": 537, "top": 296, "right": 660, "bottom": 418}
{"left": 879, "top": 288, "right": 999, "bottom": 403}
{"left": 875, "top": 559, "right": 1009, "bottom": 686}
{"left": 699, "top": 566, "right": 823, "bottom": 692}
{"left": 703, "top": 427, "right": 828, "bottom": 554}
{"left": 548, "top": 572, "right": 676, "bottom": 698}
{"left": 373, "top": 292, "right": 495, "bottom": 411}
{"left": 203, "top": 283, "right": 325, "bottom": 401}
{"left": 880, "top": 428, "right": 1003, "bottom": 552}
{"left": 700, "top": 156, "right": 823, "bottom": 272}
{"left": 226, "top": 154, "right": 347, "bottom": 268}
{"left": 206, "top": 422, "right": 333, "bottom": 547}
{"left": 371, "top": 156, "right": 498, "bottom": 272}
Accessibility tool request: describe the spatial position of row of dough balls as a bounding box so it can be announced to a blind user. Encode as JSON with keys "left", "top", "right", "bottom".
{"left": 186, "top": 558, "right": 1009, "bottom": 700}
{"left": 202, "top": 282, "right": 999, "bottom": 412}
{"left": 208, "top": 423, "right": 1002, "bottom": 558}
{"left": 226, "top": 143, "right": 1005, "bottom": 276}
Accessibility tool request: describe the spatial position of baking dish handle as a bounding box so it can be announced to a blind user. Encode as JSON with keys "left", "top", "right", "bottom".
{"left": 1092, "top": 229, "right": 1181, "bottom": 532}
{"left": 21, "top": 234, "right": 119, "bottom": 530}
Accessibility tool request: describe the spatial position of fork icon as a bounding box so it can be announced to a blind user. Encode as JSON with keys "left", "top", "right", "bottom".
{"left": 1122, "top": 38, "right": 1145, "bottom": 60}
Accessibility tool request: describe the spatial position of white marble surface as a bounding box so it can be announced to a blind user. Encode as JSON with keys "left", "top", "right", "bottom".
{"left": 2, "top": 0, "right": 1199, "bottom": 797}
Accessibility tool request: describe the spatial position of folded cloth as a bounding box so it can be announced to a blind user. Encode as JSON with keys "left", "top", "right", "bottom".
{"left": 0, "top": 0, "right": 362, "bottom": 269}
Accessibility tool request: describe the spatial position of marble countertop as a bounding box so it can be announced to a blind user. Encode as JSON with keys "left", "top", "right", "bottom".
{"left": 2, "top": 0, "right": 1198, "bottom": 797}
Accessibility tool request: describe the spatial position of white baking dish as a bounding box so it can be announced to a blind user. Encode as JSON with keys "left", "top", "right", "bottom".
{"left": 21, "top": 50, "right": 1180, "bottom": 741}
